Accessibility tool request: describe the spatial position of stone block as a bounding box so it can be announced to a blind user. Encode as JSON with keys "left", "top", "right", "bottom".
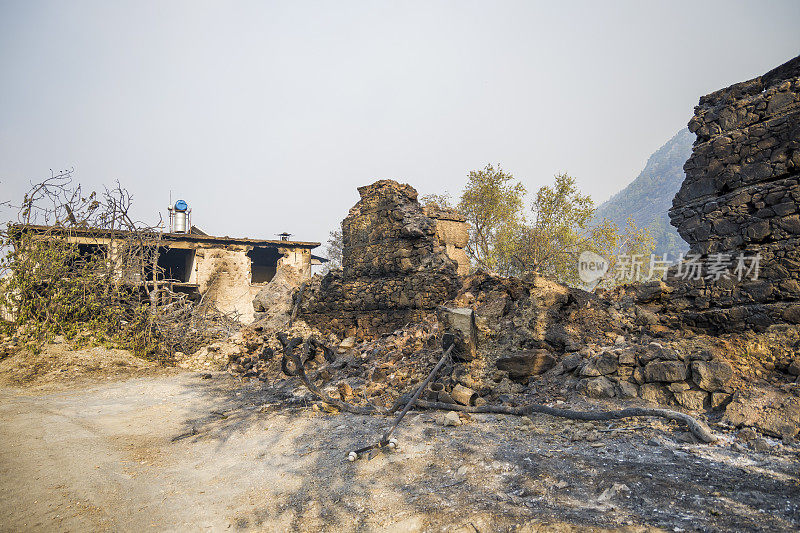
{"left": 639, "top": 383, "right": 672, "bottom": 406}
{"left": 673, "top": 390, "right": 710, "bottom": 411}
{"left": 691, "top": 360, "right": 734, "bottom": 392}
{"left": 497, "top": 349, "right": 556, "bottom": 380}
{"left": 644, "top": 361, "right": 688, "bottom": 383}
{"left": 577, "top": 377, "right": 616, "bottom": 399}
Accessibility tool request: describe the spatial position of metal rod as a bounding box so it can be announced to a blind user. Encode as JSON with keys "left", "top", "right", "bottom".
{"left": 381, "top": 343, "right": 454, "bottom": 442}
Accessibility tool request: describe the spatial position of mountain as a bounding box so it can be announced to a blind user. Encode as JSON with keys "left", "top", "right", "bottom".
{"left": 595, "top": 129, "right": 693, "bottom": 258}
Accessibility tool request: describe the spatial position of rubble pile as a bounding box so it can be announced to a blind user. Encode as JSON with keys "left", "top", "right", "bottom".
{"left": 220, "top": 267, "right": 614, "bottom": 410}
{"left": 457, "top": 272, "right": 633, "bottom": 350}
{"left": 666, "top": 54, "right": 800, "bottom": 331}
{"left": 297, "top": 180, "right": 464, "bottom": 340}
{"left": 223, "top": 318, "right": 448, "bottom": 409}
{"left": 217, "top": 264, "right": 800, "bottom": 437}
{"left": 251, "top": 264, "right": 304, "bottom": 329}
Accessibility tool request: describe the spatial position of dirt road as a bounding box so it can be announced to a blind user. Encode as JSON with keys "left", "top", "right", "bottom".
{"left": 1, "top": 370, "right": 799, "bottom": 532}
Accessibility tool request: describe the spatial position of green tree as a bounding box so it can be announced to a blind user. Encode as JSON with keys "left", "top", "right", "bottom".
{"left": 454, "top": 169, "right": 654, "bottom": 286}
{"left": 589, "top": 216, "right": 656, "bottom": 288}
{"left": 509, "top": 173, "right": 594, "bottom": 280}
{"left": 457, "top": 164, "right": 526, "bottom": 272}
{"left": 501, "top": 174, "right": 654, "bottom": 285}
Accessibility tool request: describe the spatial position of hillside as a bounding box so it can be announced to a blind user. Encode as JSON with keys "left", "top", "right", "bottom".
{"left": 595, "top": 129, "right": 693, "bottom": 257}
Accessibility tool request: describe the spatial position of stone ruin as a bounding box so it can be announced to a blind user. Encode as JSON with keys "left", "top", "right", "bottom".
{"left": 216, "top": 56, "right": 800, "bottom": 441}
{"left": 666, "top": 54, "right": 800, "bottom": 331}
{"left": 298, "top": 180, "right": 470, "bottom": 339}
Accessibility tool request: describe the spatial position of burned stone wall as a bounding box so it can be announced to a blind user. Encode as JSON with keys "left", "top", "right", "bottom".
{"left": 194, "top": 247, "right": 257, "bottom": 322}
{"left": 298, "top": 180, "right": 463, "bottom": 339}
{"left": 193, "top": 244, "right": 312, "bottom": 324}
{"left": 667, "top": 55, "right": 800, "bottom": 330}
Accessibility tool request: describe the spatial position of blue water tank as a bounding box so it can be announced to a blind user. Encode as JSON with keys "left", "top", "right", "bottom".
{"left": 174, "top": 200, "right": 188, "bottom": 212}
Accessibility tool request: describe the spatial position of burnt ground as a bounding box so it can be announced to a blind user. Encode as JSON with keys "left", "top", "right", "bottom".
{"left": 1, "top": 364, "right": 799, "bottom": 532}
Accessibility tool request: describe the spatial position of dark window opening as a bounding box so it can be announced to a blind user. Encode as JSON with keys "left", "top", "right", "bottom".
{"left": 247, "top": 246, "right": 281, "bottom": 283}
{"left": 70, "top": 243, "right": 107, "bottom": 269}
{"left": 76, "top": 243, "right": 106, "bottom": 258}
{"left": 157, "top": 247, "right": 195, "bottom": 283}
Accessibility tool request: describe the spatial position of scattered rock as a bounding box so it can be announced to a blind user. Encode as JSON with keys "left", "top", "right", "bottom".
{"left": 580, "top": 352, "right": 618, "bottom": 377}
{"left": 339, "top": 337, "right": 356, "bottom": 351}
{"left": 724, "top": 390, "right": 800, "bottom": 439}
{"left": 711, "top": 392, "right": 732, "bottom": 410}
{"left": 617, "top": 381, "right": 638, "bottom": 399}
{"left": 639, "top": 342, "right": 679, "bottom": 364}
{"left": 737, "top": 427, "right": 758, "bottom": 441}
{"left": 437, "top": 411, "right": 462, "bottom": 427}
{"left": 752, "top": 437, "right": 771, "bottom": 453}
{"left": 561, "top": 352, "right": 583, "bottom": 372}
{"left": 598, "top": 482, "right": 630, "bottom": 503}
{"left": 731, "top": 442, "right": 748, "bottom": 453}
{"left": 634, "top": 281, "right": 673, "bottom": 303}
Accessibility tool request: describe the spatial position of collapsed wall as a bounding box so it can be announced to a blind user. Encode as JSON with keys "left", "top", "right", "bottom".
{"left": 667, "top": 55, "right": 800, "bottom": 331}
{"left": 298, "top": 180, "right": 465, "bottom": 339}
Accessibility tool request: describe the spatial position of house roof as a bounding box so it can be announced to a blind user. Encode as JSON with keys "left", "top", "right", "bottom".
{"left": 13, "top": 224, "right": 321, "bottom": 249}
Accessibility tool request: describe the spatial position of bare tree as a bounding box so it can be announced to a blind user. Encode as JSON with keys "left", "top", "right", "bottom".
{"left": 322, "top": 229, "right": 343, "bottom": 273}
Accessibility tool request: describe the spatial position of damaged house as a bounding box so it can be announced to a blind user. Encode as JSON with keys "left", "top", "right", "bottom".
{"left": 12, "top": 201, "right": 322, "bottom": 323}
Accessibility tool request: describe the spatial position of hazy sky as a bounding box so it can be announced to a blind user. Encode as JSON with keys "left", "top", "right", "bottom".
{"left": 1, "top": 1, "right": 798, "bottom": 246}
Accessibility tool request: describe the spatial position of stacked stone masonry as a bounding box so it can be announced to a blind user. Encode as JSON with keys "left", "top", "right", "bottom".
{"left": 573, "top": 341, "right": 735, "bottom": 413}
{"left": 667, "top": 55, "right": 800, "bottom": 331}
{"left": 299, "top": 180, "right": 467, "bottom": 339}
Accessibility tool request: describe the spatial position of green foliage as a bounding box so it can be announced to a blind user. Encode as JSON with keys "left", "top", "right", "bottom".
{"left": 0, "top": 230, "right": 163, "bottom": 358}
{"left": 2, "top": 174, "right": 240, "bottom": 363}
{"left": 457, "top": 164, "right": 527, "bottom": 272}
{"left": 495, "top": 173, "right": 592, "bottom": 283}
{"left": 454, "top": 169, "right": 655, "bottom": 287}
{"left": 588, "top": 216, "right": 656, "bottom": 288}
